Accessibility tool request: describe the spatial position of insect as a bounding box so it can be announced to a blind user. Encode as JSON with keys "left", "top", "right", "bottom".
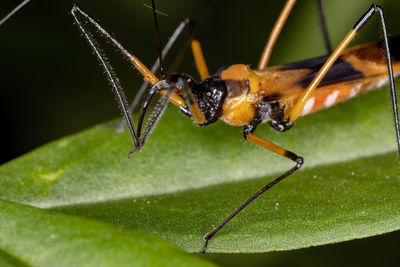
{"left": 71, "top": 0, "right": 400, "bottom": 253}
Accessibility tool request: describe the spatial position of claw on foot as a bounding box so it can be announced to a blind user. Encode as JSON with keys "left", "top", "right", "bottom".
{"left": 128, "top": 146, "right": 140, "bottom": 158}
{"left": 202, "top": 230, "right": 214, "bottom": 253}
{"left": 202, "top": 239, "right": 209, "bottom": 254}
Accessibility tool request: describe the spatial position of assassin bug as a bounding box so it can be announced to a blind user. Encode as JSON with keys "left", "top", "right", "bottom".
{"left": 71, "top": 0, "right": 400, "bottom": 253}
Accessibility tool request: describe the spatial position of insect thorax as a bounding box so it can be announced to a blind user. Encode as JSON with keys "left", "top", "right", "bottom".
{"left": 216, "top": 64, "right": 285, "bottom": 128}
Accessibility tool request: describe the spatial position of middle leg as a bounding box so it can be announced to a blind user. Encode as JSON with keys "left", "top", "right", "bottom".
{"left": 202, "top": 124, "right": 303, "bottom": 253}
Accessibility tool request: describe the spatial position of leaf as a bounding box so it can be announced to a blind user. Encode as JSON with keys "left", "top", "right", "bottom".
{"left": 0, "top": 200, "right": 215, "bottom": 266}
{"left": 0, "top": 247, "right": 27, "bottom": 267}
{"left": 0, "top": 87, "right": 400, "bottom": 253}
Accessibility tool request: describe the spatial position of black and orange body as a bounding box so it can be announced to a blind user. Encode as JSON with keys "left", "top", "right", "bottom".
{"left": 195, "top": 40, "right": 400, "bottom": 129}
{"left": 71, "top": 0, "right": 400, "bottom": 254}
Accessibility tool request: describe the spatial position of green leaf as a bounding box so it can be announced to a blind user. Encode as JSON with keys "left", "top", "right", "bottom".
{"left": 0, "top": 200, "right": 215, "bottom": 266}
{"left": 0, "top": 87, "right": 400, "bottom": 253}
{"left": 0, "top": 247, "right": 27, "bottom": 267}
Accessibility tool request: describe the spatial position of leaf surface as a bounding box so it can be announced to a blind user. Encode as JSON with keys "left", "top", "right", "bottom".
{"left": 1, "top": 88, "right": 399, "bottom": 253}
{"left": 0, "top": 200, "right": 215, "bottom": 266}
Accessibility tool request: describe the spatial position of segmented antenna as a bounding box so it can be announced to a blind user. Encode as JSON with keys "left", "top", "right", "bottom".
{"left": 0, "top": 0, "right": 31, "bottom": 26}
{"left": 316, "top": 0, "right": 332, "bottom": 53}
{"left": 151, "top": 0, "right": 164, "bottom": 76}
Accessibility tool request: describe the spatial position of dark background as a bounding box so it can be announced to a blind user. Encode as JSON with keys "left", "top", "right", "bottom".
{"left": 1, "top": 0, "right": 400, "bottom": 266}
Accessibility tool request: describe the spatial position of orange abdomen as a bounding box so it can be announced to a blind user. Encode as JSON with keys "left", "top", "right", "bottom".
{"left": 218, "top": 41, "right": 400, "bottom": 126}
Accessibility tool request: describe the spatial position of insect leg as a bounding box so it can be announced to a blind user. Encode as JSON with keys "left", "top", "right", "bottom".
{"left": 128, "top": 16, "right": 212, "bottom": 128}
{"left": 203, "top": 127, "right": 303, "bottom": 253}
{"left": 130, "top": 21, "right": 187, "bottom": 112}
{"left": 130, "top": 82, "right": 175, "bottom": 155}
{"left": 71, "top": 4, "right": 139, "bottom": 152}
{"left": 151, "top": 0, "right": 164, "bottom": 76}
{"left": 0, "top": 0, "right": 30, "bottom": 26}
{"left": 316, "top": 0, "right": 332, "bottom": 53}
{"left": 257, "top": 0, "right": 297, "bottom": 70}
{"left": 71, "top": 5, "right": 190, "bottom": 154}
{"left": 169, "top": 0, "right": 216, "bottom": 77}
{"left": 119, "top": 17, "right": 210, "bottom": 131}
{"left": 187, "top": 19, "right": 209, "bottom": 80}
{"left": 288, "top": 1, "right": 400, "bottom": 167}
{"left": 71, "top": 5, "right": 186, "bottom": 108}
{"left": 116, "top": 20, "right": 188, "bottom": 132}
{"left": 124, "top": 0, "right": 215, "bottom": 120}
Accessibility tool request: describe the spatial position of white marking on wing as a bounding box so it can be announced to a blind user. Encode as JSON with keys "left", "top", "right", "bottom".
{"left": 324, "top": 90, "right": 339, "bottom": 108}
{"left": 348, "top": 84, "right": 362, "bottom": 98}
{"left": 301, "top": 97, "right": 315, "bottom": 116}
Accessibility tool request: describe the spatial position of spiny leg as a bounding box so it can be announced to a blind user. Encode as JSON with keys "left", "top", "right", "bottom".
{"left": 71, "top": 4, "right": 138, "bottom": 151}
{"left": 129, "top": 20, "right": 187, "bottom": 111}
{"left": 116, "top": 20, "right": 189, "bottom": 132}
{"left": 127, "top": 15, "right": 210, "bottom": 124}
{"left": 131, "top": 82, "right": 176, "bottom": 155}
{"left": 71, "top": 5, "right": 188, "bottom": 155}
{"left": 316, "top": 0, "right": 332, "bottom": 53}
{"left": 71, "top": 5, "right": 185, "bottom": 107}
{"left": 72, "top": 5, "right": 158, "bottom": 83}
{"left": 287, "top": 4, "right": 400, "bottom": 155}
{"left": 124, "top": 16, "right": 211, "bottom": 128}
{"left": 202, "top": 127, "right": 303, "bottom": 253}
{"left": 257, "top": 0, "right": 297, "bottom": 70}
{"left": 120, "top": 13, "right": 212, "bottom": 130}
{"left": 0, "top": 0, "right": 30, "bottom": 26}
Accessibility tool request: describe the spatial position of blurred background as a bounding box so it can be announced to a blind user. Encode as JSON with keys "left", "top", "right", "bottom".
{"left": 1, "top": 0, "right": 400, "bottom": 266}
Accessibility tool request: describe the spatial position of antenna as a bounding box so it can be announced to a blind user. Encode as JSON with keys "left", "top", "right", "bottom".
{"left": 0, "top": 0, "right": 31, "bottom": 26}
{"left": 151, "top": 0, "right": 164, "bottom": 76}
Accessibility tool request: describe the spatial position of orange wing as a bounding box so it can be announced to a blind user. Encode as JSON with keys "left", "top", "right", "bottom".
{"left": 261, "top": 38, "right": 400, "bottom": 117}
